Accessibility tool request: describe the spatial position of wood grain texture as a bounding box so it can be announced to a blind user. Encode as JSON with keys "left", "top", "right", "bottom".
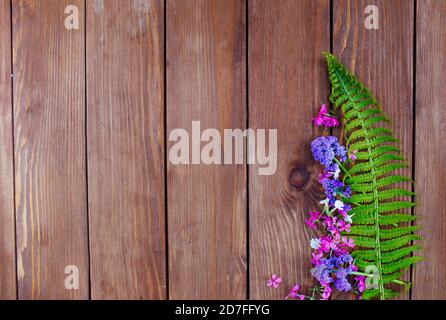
{"left": 0, "top": 0, "right": 16, "bottom": 300}
{"left": 412, "top": 0, "right": 446, "bottom": 300}
{"left": 249, "top": 0, "right": 329, "bottom": 299}
{"left": 13, "top": 0, "right": 89, "bottom": 299}
{"left": 333, "top": 0, "right": 414, "bottom": 299}
{"left": 167, "top": 0, "right": 247, "bottom": 299}
{"left": 87, "top": 0, "right": 166, "bottom": 299}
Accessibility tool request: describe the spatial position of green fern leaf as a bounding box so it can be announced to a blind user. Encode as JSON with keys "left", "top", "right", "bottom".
{"left": 324, "top": 52, "right": 421, "bottom": 300}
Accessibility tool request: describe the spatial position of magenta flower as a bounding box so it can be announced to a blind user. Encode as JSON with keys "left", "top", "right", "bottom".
{"left": 267, "top": 274, "right": 282, "bottom": 288}
{"left": 313, "top": 105, "right": 339, "bottom": 128}
{"left": 320, "top": 236, "right": 338, "bottom": 253}
{"left": 311, "top": 251, "right": 323, "bottom": 265}
{"left": 305, "top": 218, "right": 317, "bottom": 229}
{"left": 309, "top": 211, "right": 321, "bottom": 220}
{"left": 305, "top": 211, "right": 320, "bottom": 229}
{"left": 321, "top": 284, "right": 332, "bottom": 300}
{"left": 285, "top": 284, "right": 300, "bottom": 299}
{"left": 355, "top": 276, "right": 366, "bottom": 293}
{"left": 337, "top": 220, "right": 351, "bottom": 233}
{"left": 341, "top": 236, "right": 355, "bottom": 248}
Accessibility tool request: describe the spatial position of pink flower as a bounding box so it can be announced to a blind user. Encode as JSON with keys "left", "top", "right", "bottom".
{"left": 322, "top": 216, "right": 337, "bottom": 230}
{"left": 305, "top": 218, "right": 317, "bottom": 229}
{"left": 332, "top": 233, "right": 341, "bottom": 244}
{"left": 319, "top": 237, "right": 331, "bottom": 253}
{"left": 349, "top": 150, "right": 358, "bottom": 161}
{"left": 305, "top": 211, "right": 320, "bottom": 229}
{"left": 309, "top": 211, "right": 321, "bottom": 220}
{"left": 320, "top": 236, "right": 338, "bottom": 253}
{"left": 329, "top": 227, "right": 340, "bottom": 237}
{"left": 355, "top": 276, "right": 366, "bottom": 293}
{"left": 324, "top": 117, "right": 339, "bottom": 127}
{"left": 313, "top": 105, "right": 339, "bottom": 128}
{"left": 311, "top": 251, "right": 323, "bottom": 265}
{"left": 337, "top": 220, "right": 351, "bottom": 233}
{"left": 285, "top": 284, "right": 301, "bottom": 299}
{"left": 321, "top": 284, "right": 332, "bottom": 300}
{"left": 341, "top": 236, "right": 355, "bottom": 248}
{"left": 267, "top": 274, "right": 282, "bottom": 288}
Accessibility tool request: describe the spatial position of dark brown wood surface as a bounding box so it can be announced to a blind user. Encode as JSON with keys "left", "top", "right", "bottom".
{"left": 333, "top": 0, "right": 414, "bottom": 299}
{"left": 412, "top": 0, "right": 446, "bottom": 300}
{"left": 13, "top": 0, "right": 89, "bottom": 299}
{"left": 0, "top": 0, "right": 444, "bottom": 300}
{"left": 248, "top": 0, "right": 330, "bottom": 299}
{"left": 167, "top": 0, "right": 247, "bottom": 299}
{"left": 87, "top": 0, "right": 166, "bottom": 299}
{"left": 0, "top": 0, "right": 16, "bottom": 300}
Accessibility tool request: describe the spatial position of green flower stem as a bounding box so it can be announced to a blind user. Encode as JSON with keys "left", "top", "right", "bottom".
{"left": 350, "top": 271, "right": 374, "bottom": 278}
{"left": 333, "top": 158, "right": 351, "bottom": 180}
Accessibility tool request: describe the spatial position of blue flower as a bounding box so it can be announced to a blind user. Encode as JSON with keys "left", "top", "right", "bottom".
{"left": 311, "top": 136, "right": 346, "bottom": 172}
{"left": 343, "top": 186, "right": 351, "bottom": 198}
{"left": 335, "top": 267, "right": 348, "bottom": 279}
{"left": 334, "top": 276, "right": 352, "bottom": 292}
{"left": 320, "top": 178, "right": 344, "bottom": 200}
{"left": 320, "top": 270, "right": 333, "bottom": 284}
{"left": 339, "top": 253, "right": 353, "bottom": 264}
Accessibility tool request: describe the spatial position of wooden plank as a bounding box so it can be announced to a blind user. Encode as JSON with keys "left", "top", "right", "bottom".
{"left": 0, "top": 0, "right": 16, "bottom": 300}
{"left": 167, "top": 0, "right": 247, "bottom": 299}
{"left": 333, "top": 0, "right": 414, "bottom": 299}
{"left": 412, "top": 0, "right": 446, "bottom": 300}
{"left": 13, "top": 0, "right": 89, "bottom": 299}
{"left": 249, "top": 0, "right": 330, "bottom": 299}
{"left": 87, "top": 0, "right": 166, "bottom": 299}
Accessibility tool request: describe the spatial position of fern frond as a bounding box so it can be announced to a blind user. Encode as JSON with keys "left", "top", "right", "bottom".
{"left": 324, "top": 52, "right": 421, "bottom": 300}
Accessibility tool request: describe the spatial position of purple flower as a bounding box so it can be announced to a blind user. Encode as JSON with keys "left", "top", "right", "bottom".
{"left": 343, "top": 186, "right": 351, "bottom": 198}
{"left": 320, "top": 270, "right": 333, "bottom": 284}
{"left": 335, "top": 267, "right": 348, "bottom": 279}
{"left": 320, "top": 178, "right": 344, "bottom": 200}
{"left": 311, "top": 136, "right": 346, "bottom": 171}
{"left": 311, "top": 137, "right": 336, "bottom": 170}
{"left": 334, "top": 276, "right": 352, "bottom": 292}
{"left": 310, "top": 263, "right": 327, "bottom": 281}
{"left": 339, "top": 253, "right": 354, "bottom": 264}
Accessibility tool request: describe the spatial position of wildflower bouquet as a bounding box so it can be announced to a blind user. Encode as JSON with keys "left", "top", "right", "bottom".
{"left": 267, "top": 53, "right": 420, "bottom": 300}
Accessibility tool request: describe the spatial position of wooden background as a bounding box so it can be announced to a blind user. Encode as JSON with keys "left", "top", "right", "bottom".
{"left": 0, "top": 0, "right": 444, "bottom": 300}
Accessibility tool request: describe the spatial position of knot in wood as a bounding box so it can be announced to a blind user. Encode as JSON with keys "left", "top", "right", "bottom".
{"left": 288, "top": 165, "right": 309, "bottom": 189}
